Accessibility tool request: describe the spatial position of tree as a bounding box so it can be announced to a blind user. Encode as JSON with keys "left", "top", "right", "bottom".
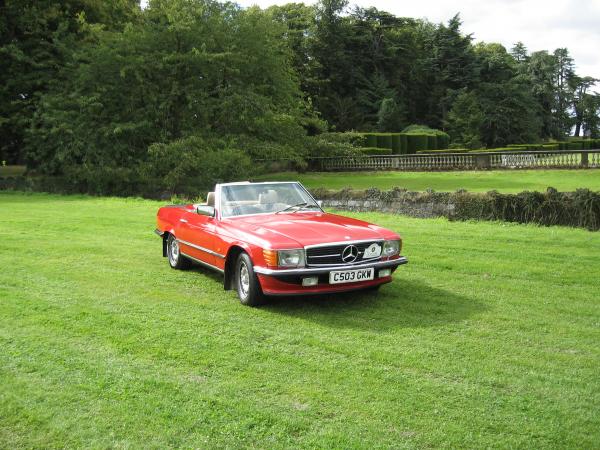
{"left": 26, "top": 0, "right": 308, "bottom": 174}
{"left": 553, "top": 48, "right": 575, "bottom": 136}
{"left": 425, "top": 14, "right": 478, "bottom": 128}
{"left": 511, "top": 42, "right": 528, "bottom": 63}
{"left": 571, "top": 76, "right": 600, "bottom": 137}
{"left": 527, "top": 51, "right": 558, "bottom": 139}
{"left": 445, "top": 91, "right": 483, "bottom": 149}
{"left": 0, "top": 0, "right": 139, "bottom": 164}
{"left": 377, "top": 97, "right": 406, "bottom": 132}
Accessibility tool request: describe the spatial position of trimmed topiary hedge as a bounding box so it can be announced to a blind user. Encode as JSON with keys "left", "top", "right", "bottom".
{"left": 361, "top": 147, "right": 393, "bottom": 155}
{"left": 376, "top": 134, "right": 393, "bottom": 150}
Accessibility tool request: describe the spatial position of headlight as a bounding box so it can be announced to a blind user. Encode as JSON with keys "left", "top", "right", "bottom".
{"left": 277, "top": 249, "right": 305, "bottom": 267}
{"left": 382, "top": 239, "right": 401, "bottom": 257}
{"left": 263, "top": 248, "right": 305, "bottom": 268}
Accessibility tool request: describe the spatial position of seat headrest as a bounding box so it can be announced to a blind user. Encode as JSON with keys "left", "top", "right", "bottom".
{"left": 206, "top": 192, "right": 215, "bottom": 207}
{"left": 259, "top": 189, "right": 278, "bottom": 204}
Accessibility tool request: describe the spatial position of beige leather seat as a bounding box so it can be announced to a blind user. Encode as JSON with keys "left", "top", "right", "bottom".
{"left": 206, "top": 192, "right": 215, "bottom": 207}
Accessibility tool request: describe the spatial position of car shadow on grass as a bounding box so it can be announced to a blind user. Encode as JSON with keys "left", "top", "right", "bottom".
{"left": 261, "top": 279, "right": 486, "bottom": 331}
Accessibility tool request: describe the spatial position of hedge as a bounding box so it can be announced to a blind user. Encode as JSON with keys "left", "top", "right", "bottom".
{"left": 361, "top": 147, "right": 393, "bottom": 155}
{"left": 356, "top": 130, "right": 450, "bottom": 154}
{"left": 400, "top": 134, "right": 409, "bottom": 154}
{"left": 311, "top": 187, "right": 600, "bottom": 231}
{"left": 417, "top": 148, "right": 471, "bottom": 154}
{"left": 376, "top": 134, "right": 393, "bottom": 150}
{"left": 391, "top": 134, "right": 402, "bottom": 154}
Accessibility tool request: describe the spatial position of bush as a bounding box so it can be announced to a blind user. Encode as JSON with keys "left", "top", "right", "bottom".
{"left": 400, "top": 134, "right": 409, "bottom": 154}
{"left": 568, "top": 142, "right": 584, "bottom": 150}
{"left": 376, "top": 134, "right": 393, "bottom": 150}
{"left": 391, "top": 134, "right": 402, "bottom": 154}
{"left": 417, "top": 148, "right": 471, "bottom": 154}
{"left": 361, "top": 147, "right": 393, "bottom": 155}
{"left": 318, "top": 132, "right": 368, "bottom": 147}
{"left": 426, "top": 135, "right": 438, "bottom": 150}
{"left": 364, "top": 133, "right": 378, "bottom": 147}
{"left": 406, "top": 134, "right": 428, "bottom": 153}
{"left": 143, "top": 136, "right": 253, "bottom": 194}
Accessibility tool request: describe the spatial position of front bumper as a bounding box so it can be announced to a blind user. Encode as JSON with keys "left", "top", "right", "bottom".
{"left": 253, "top": 256, "right": 408, "bottom": 276}
{"left": 254, "top": 256, "right": 408, "bottom": 296}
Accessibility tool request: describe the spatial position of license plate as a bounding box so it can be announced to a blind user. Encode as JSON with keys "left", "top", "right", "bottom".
{"left": 329, "top": 268, "right": 374, "bottom": 284}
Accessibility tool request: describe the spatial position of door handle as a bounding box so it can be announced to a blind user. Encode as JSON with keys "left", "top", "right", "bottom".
{"left": 180, "top": 219, "right": 188, "bottom": 223}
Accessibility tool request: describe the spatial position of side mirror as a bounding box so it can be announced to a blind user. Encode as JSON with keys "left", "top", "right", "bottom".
{"left": 196, "top": 205, "right": 215, "bottom": 217}
{"left": 317, "top": 200, "right": 323, "bottom": 208}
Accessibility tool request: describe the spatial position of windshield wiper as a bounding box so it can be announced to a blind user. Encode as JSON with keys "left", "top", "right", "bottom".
{"left": 275, "top": 202, "right": 319, "bottom": 214}
{"left": 292, "top": 204, "right": 320, "bottom": 213}
{"left": 275, "top": 202, "right": 308, "bottom": 214}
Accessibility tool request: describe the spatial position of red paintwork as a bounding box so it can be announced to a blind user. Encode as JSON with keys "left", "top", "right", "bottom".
{"left": 156, "top": 203, "right": 403, "bottom": 295}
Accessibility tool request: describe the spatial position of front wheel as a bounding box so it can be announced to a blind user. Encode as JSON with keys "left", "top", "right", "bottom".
{"left": 167, "top": 234, "right": 190, "bottom": 270}
{"left": 236, "top": 253, "right": 265, "bottom": 306}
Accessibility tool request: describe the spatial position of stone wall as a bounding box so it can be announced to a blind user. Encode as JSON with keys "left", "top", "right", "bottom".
{"left": 313, "top": 188, "right": 458, "bottom": 219}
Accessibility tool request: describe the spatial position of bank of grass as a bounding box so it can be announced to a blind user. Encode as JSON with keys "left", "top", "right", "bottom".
{"left": 1, "top": 192, "right": 599, "bottom": 448}
{"left": 255, "top": 169, "right": 600, "bottom": 193}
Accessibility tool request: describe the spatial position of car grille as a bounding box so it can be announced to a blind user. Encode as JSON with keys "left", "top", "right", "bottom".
{"left": 305, "top": 241, "right": 383, "bottom": 267}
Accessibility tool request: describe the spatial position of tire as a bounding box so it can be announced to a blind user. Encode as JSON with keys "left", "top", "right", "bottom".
{"left": 236, "top": 252, "right": 265, "bottom": 306}
{"left": 167, "top": 234, "right": 190, "bottom": 270}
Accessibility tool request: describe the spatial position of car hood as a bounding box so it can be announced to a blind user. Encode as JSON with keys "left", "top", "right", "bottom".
{"left": 226, "top": 212, "right": 391, "bottom": 248}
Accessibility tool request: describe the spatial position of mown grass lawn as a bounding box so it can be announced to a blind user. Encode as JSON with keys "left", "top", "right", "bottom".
{"left": 1, "top": 192, "right": 599, "bottom": 449}
{"left": 256, "top": 169, "right": 600, "bottom": 193}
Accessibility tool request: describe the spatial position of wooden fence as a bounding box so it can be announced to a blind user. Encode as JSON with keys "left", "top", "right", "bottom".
{"left": 258, "top": 149, "right": 600, "bottom": 172}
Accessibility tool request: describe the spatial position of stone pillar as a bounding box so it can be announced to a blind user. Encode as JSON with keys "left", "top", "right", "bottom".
{"left": 474, "top": 153, "right": 491, "bottom": 169}
{"left": 581, "top": 152, "right": 589, "bottom": 168}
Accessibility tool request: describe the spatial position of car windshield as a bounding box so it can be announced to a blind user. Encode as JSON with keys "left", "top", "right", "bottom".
{"left": 220, "top": 183, "right": 320, "bottom": 218}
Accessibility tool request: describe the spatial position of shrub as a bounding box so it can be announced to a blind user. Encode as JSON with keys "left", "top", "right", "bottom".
{"left": 361, "top": 147, "right": 393, "bottom": 155}
{"left": 144, "top": 135, "right": 253, "bottom": 193}
{"left": 376, "top": 134, "right": 393, "bottom": 150}
{"left": 568, "top": 142, "right": 584, "bottom": 150}
{"left": 318, "top": 132, "right": 368, "bottom": 147}
{"left": 364, "top": 133, "right": 378, "bottom": 147}
{"left": 426, "top": 135, "right": 438, "bottom": 150}
{"left": 417, "top": 148, "right": 471, "bottom": 154}
{"left": 400, "top": 134, "right": 409, "bottom": 154}
{"left": 406, "top": 134, "right": 428, "bottom": 153}
{"left": 391, "top": 134, "right": 401, "bottom": 154}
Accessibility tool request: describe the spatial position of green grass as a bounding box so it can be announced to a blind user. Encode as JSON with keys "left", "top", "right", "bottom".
{"left": 255, "top": 169, "right": 600, "bottom": 192}
{"left": 1, "top": 192, "right": 599, "bottom": 448}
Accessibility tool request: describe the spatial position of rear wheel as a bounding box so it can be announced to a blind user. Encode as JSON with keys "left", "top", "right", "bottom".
{"left": 167, "top": 234, "right": 190, "bottom": 270}
{"left": 236, "top": 252, "right": 265, "bottom": 306}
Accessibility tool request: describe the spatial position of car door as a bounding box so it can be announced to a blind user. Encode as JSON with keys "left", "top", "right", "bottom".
{"left": 176, "top": 210, "right": 218, "bottom": 267}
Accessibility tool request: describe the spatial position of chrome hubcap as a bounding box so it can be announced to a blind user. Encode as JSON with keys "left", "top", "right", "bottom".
{"left": 239, "top": 262, "right": 250, "bottom": 297}
{"left": 169, "top": 239, "right": 179, "bottom": 265}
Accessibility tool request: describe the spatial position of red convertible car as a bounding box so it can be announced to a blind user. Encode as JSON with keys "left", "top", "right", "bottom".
{"left": 155, "top": 182, "right": 407, "bottom": 306}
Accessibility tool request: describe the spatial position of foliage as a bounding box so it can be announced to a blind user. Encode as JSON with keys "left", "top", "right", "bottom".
{"left": 1, "top": 0, "right": 599, "bottom": 177}
{"left": 377, "top": 98, "right": 406, "bottom": 132}
{"left": 143, "top": 135, "right": 252, "bottom": 192}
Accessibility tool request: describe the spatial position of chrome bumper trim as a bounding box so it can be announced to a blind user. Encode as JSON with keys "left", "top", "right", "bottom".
{"left": 180, "top": 252, "right": 225, "bottom": 274}
{"left": 154, "top": 228, "right": 164, "bottom": 237}
{"left": 254, "top": 256, "right": 407, "bottom": 276}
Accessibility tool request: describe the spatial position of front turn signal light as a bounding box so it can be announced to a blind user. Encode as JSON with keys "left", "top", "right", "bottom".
{"left": 263, "top": 249, "right": 278, "bottom": 267}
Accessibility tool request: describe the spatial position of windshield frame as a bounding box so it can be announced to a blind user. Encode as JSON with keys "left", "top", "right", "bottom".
{"left": 216, "top": 181, "right": 322, "bottom": 219}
